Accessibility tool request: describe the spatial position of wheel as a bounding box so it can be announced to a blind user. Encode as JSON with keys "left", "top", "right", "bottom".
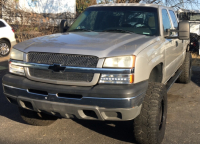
{"left": 177, "top": 52, "right": 192, "bottom": 84}
{"left": 134, "top": 82, "right": 167, "bottom": 144}
{"left": 18, "top": 107, "right": 57, "bottom": 126}
{"left": 0, "top": 39, "right": 11, "bottom": 56}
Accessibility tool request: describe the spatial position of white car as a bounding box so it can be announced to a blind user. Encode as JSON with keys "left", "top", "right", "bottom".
{"left": 0, "top": 19, "right": 16, "bottom": 56}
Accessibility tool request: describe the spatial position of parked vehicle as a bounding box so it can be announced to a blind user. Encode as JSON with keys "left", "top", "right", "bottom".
{"left": 2, "top": 4, "right": 190, "bottom": 144}
{"left": 178, "top": 9, "right": 200, "bottom": 54}
{"left": 190, "top": 33, "right": 199, "bottom": 54}
{"left": 0, "top": 19, "right": 16, "bottom": 56}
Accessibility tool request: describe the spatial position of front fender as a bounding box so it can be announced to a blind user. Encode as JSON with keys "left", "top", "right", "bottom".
{"left": 134, "top": 40, "right": 165, "bottom": 83}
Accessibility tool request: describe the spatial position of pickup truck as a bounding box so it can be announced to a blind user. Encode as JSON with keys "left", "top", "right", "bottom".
{"left": 2, "top": 4, "right": 190, "bottom": 144}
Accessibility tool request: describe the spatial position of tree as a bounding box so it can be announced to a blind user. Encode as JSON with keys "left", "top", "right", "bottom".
{"left": 76, "top": 0, "right": 97, "bottom": 14}
{"left": 0, "top": 0, "right": 2, "bottom": 18}
{"left": 116, "top": 0, "right": 141, "bottom": 3}
{"left": 99, "top": 0, "right": 141, "bottom": 3}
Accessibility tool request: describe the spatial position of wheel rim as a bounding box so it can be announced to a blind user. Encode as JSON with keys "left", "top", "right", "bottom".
{"left": 0, "top": 43, "right": 10, "bottom": 56}
{"left": 159, "top": 100, "right": 164, "bottom": 130}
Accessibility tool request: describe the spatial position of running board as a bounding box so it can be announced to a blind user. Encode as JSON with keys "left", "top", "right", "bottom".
{"left": 166, "top": 69, "right": 182, "bottom": 92}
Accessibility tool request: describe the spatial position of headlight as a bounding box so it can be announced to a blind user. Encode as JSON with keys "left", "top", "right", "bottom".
{"left": 9, "top": 63, "right": 25, "bottom": 76}
{"left": 103, "top": 56, "right": 135, "bottom": 68}
{"left": 99, "top": 74, "right": 134, "bottom": 84}
{"left": 10, "top": 48, "right": 23, "bottom": 61}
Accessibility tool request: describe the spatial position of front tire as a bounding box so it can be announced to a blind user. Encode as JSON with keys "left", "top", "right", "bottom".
{"left": 177, "top": 52, "right": 192, "bottom": 84}
{"left": 18, "top": 107, "right": 57, "bottom": 126}
{"left": 134, "top": 82, "right": 167, "bottom": 144}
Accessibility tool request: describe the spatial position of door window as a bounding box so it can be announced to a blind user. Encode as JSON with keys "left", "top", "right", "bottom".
{"left": 169, "top": 10, "right": 178, "bottom": 29}
{"left": 162, "top": 9, "right": 172, "bottom": 32}
{"left": 0, "top": 21, "right": 6, "bottom": 28}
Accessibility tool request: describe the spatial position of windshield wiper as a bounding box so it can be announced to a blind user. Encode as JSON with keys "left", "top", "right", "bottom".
{"left": 68, "top": 29, "right": 93, "bottom": 32}
{"left": 103, "top": 29, "right": 133, "bottom": 33}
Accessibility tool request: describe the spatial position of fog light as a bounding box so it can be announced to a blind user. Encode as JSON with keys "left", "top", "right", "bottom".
{"left": 9, "top": 64, "right": 25, "bottom": 76}
{"left": 99, "top": 74, "right": 134, "bottom": 84}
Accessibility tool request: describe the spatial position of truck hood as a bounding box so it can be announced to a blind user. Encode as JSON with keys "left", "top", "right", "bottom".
{"left": 14, "top": 32, "right": 160, "bottom": 58}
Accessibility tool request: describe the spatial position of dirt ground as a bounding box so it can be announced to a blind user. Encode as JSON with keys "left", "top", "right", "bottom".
{"left": 0, "top": 56, "right": 200, "bottom": 144}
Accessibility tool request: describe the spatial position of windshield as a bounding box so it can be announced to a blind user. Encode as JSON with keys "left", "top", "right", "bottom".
{"left": 68, "top": 7, "right": 160, "bottom": 36}
{"left": 179, "top": 12, "right": 200, "bottom": 21}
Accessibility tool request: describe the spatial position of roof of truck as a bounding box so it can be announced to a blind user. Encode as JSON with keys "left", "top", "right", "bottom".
{"left": 90, "top": 3, "right": 173, "bottom": 10}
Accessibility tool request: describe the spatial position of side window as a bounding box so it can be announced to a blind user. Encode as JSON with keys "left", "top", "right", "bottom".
{"left": 162, "top": 9, "right": 172, "bottom": 32}
{"left": 169, "top": 10, "right": 178, "bottom": 29}
{"left": 0, "top": 21, "right": 6, "bottom": 28}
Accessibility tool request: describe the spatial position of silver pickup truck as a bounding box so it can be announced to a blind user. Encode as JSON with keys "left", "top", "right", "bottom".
{"left": 2, "top": 4, "right": 190, "bottom": 144}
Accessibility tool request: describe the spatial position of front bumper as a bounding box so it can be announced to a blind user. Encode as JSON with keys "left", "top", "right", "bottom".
{"left": 2, "top": 74, "right": 148, "bottom": 121}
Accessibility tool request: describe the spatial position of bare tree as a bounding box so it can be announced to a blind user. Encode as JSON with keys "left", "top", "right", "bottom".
{"left": 76, "top": 0, "right": 97, "bottom": 14}
{"left": 116, "top": 0, "right": 141, "bottom": 3}
{"left": 143, "top": 0, "right": 200, "bottom": 10}
{"left": 2, "top": 0, "right": 65, "bottom": 42}
{"left": 0, "top": 0, "right": 2, "bottom": 19}
{"left": 99, "top": 0, "right": 141, "bottom": 3}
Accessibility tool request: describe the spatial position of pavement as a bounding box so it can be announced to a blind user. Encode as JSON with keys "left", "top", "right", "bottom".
{"left": 0, "top": 57, "right": 200, "bottom": 144}
{"left": 0, "top": 56, "right": 9, "bottom": 62}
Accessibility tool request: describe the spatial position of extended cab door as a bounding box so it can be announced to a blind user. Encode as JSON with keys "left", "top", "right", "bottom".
{"left": 162, "top": 9, "right": 181, "bottom": 82}
{"left": 168, "top": 10, "right": 184, "bottom": 69}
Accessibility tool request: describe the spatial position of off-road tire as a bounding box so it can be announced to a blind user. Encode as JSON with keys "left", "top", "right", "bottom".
{"left": 18, "top": 107, "right": 57, "bottom": 126}
{"left": 177, "top": 52, "right": 192, "bottom": 84}
{"left": 0, "top": 39, "right": 11, "bottom": 56}
{"left": 134, "top": 82, "right": 167, "bottom": 144}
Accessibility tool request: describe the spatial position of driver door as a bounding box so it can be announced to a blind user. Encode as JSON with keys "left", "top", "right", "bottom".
{"left": 162, "top": 9, "right": 179, "bottom": 82}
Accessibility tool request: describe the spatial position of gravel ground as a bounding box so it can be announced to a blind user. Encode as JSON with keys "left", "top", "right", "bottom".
{"left": 0, "top": 58, "right": 200, "bottom": 144}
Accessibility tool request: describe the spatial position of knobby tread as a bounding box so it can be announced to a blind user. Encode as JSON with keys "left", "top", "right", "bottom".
{"left": 177, "top": 52, "right": 191, "bottom": 84}
{"left": 18, "top": 107, "right": 57, "bottom": 126}
{"left": 134, "top": 82, "right": 167, "bottom": 144}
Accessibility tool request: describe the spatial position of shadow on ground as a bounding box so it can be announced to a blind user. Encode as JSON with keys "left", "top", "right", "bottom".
{"left": 73, "top": 119, "right": 136, "bottom": 143}
{"left": 0, "top": 61, "right": 25, "bottom": 124}
{"left": 191, "top": 58, "right": 200, "bottom": 87}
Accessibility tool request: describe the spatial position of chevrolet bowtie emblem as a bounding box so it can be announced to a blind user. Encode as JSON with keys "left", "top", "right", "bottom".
{"left": 48, "top": 64, "right": 66, "bottom": 72}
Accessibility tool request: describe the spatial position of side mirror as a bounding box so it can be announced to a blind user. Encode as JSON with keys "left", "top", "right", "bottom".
{"left": 178, "top": 21, "right": 190, "bottom": 40}
{"left": 164, "top": 21, "right": 190, "bottom": 40}
{"left": 59, "top": 20, "right": 69, "bottom": 33}
{"left": 164, "top": 29, "right": 171, "bottom": 38}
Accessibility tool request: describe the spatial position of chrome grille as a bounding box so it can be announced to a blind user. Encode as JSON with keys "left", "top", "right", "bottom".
{"left": 29, "top": 68, "right": 94, "bottom": 82}
{"left": 27, "top": 52, "right": 98, "bottom": 83}
{"left": 27, "top": 52, "right": 99, "bottom": 68}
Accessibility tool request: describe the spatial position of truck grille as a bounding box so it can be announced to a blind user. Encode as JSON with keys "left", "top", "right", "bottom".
{"left": 27, "top": 52, "right": 98, "bottom": 83}
{"left": 27, "top": 52, "right": 99, "bottom": 68}
{"left": 29, "top": 68, "right": 94, "bottom": 82}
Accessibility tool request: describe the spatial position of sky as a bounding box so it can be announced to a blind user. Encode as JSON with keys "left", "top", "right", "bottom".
{"left": 96, "top": 0, "right": 200, "bottom": 10}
